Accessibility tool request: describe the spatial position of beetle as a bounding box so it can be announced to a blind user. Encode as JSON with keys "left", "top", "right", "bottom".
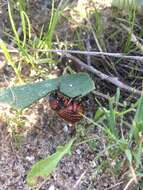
{"left": 49, "top": 90, "right": 84, "bottom": 124}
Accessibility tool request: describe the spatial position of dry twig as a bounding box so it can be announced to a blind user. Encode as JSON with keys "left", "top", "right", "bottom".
{"left": 65, "top": 53, "right": 142, "bottom": 96}
{"left": 1, "top": 47, "right": 143, "bottom": 61}
{"left": 34, "top": 49, "right": 143, "bottom": 61}
{"left": 85, "top": 33, "right": 92, "bottom": 66}
{"left": 73, "top": 171, "right": 86, "bottom": 190}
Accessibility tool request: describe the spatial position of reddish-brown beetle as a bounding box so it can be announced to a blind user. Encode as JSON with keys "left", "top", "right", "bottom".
{"left": 49, "top": 90, "right": 84, "bottom": 124}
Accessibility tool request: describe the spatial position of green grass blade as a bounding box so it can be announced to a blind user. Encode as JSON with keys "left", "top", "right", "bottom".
{"left": 20, "top": 10, "right": 27, "bottom": 47}
{"left": 134, "top": 96, "right": 143, "bottom": 124}
{"left": 134, "top": 142, "right": 142, "bottom": 168}
{"left": 105, "top": 99, "right": 119, "bottom": 138}
{"left": 125, "top": 149, "right": 132, "bottom": 164}
{"left": 8, "top": 2, "right": 20, "bottom": 45}
{"left": 44, "top": 0, "right": 69, "bottom": 48}
{"left": 0, "top": 39, "right": 22, "bottom": 82}
{"left": 22, "top": 11, "right": 31, "bottom": 41}
{"left": 131, "top": 96, "right": 143, "bottom": 142}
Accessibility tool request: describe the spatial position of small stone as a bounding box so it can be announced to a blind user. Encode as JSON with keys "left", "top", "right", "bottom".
{"left": 48, "top": 184, "right": 55, "bottom": 190}
{"left": 63, "top": 124, "right": 69, "bottom": 132}
{"left": 25, "top": 156, "right": 35, "bottom": 162}
{"left": 76, "top": 149, "right": 81, "bottom": 155}
{"left": 91, "top": 161, "right": 97, "bottom": 168}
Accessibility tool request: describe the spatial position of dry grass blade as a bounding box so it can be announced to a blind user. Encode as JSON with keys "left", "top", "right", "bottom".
{"left": 123, "top": 178, "right": 135, "bottom": 190}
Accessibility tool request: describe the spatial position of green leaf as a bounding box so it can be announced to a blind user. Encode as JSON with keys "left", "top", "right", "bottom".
{"left": 134, "top": 96, "right": 143, "bottom": 124}
{"left": 0, "top": 73, "right": 95, "bottom": 109}
{"left": 94, "top": 108, "right": 105, "bottom": 122}
{"left": 105, "top": 99, "right": 118, "bottom": 138}
{"left": 26, "top": 138, "right": 75, "bottom": 187}
{"left": 125, "top": 149, "right": 132, "bottom": 164}
{"left": 0, "top": 79, "right": 58, "bottom": 109}
{"left": 134, "top": 142, "right": 142, "bottom": 168}
{"left": 131, "top": 96, "right": 143, "bottom": 142}
{"left": 60, "top": 73, "right": 95, "bottom": 97}
{"left": 114, "top": 88, "right": 120, "bottom": 111}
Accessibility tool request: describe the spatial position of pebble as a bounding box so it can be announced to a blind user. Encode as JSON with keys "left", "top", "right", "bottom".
{"left": 76, "top": 149, "right": 81, "bottom": 155}
{"left": 63, "top": 124, "right": 69, "bottom": 132}
{"left": 48, "top": 184, "right": 55, "bottom": 190}
{"left": 25, "top": 156, "right": 35, "bottom": 162}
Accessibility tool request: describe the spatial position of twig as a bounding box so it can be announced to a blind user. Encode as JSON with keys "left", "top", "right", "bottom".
{"left": 130, "top": 165, "right": 138, "bottom": 184}
{"left": 35, "top": 178, "right": 48, "bottom": 190}
{"left": 85, "top": 33, "right": 92, "bottom": 65}
{"left": 120, "top": 64, "right": 143, "bottom": 73}
{"left": 123, "top": 178, "right": 134, "bottom": 190}
{"left": 34, "top": 49, "right": 143, "bottom": 61}
{"left": 106, "top": 181, "right": 124, "bottom": 190}
{"left": 73, "top": 171, "right": 86, "bottom": 189}
{"left": 1, "top": 48, "right": 143, "bottom": 61}
{"left": 65, "top": 53, "right": 142, "bottom": 96}
{"left": 92, "top": 91, "right": 110, "bottom": 100}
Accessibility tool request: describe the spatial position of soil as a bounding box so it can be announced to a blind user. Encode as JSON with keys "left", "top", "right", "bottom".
{"left": 0, "top": 0, "right": 142, "bottom": 190}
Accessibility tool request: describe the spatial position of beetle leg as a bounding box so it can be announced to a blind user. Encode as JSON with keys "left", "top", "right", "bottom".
{"left": 65, "top": 98, "right": 74, "bottom": 106}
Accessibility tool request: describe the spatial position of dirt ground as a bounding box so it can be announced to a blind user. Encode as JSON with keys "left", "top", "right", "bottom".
{"left": 1, "top": 0, "right": 142, "bottom": 190}
{"left": 0, "top": 101, "right": 121, "bottom": 190}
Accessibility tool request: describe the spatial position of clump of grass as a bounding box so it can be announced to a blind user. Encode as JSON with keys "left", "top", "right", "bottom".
{"left": 1, "top": 0, "right": 69, "bottom": 81}
{"left": 81, "top": 89, "right": 143, "bottom": 189}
